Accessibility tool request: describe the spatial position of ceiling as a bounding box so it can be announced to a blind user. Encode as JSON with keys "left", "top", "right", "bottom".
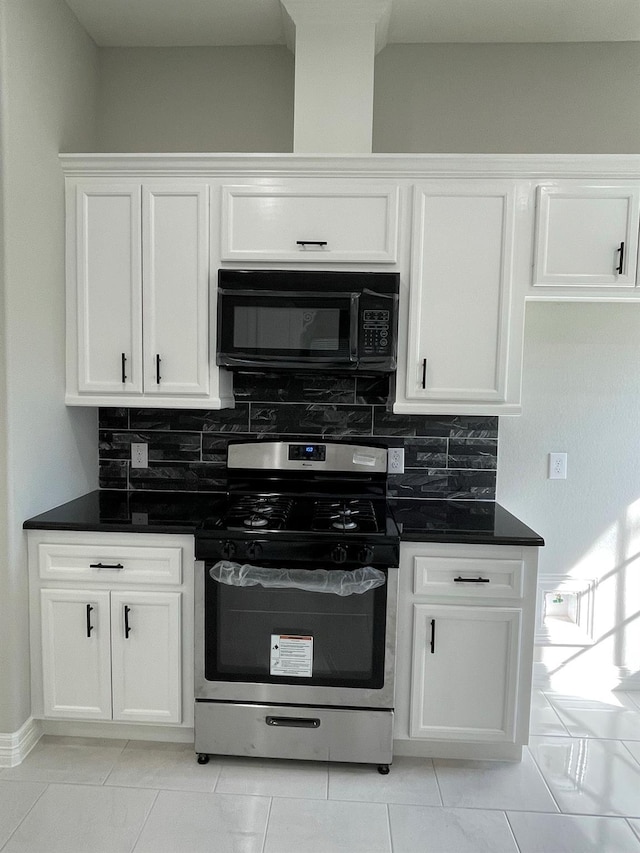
{"left": 63, "top": 0, "right": 640, "bottom": 48}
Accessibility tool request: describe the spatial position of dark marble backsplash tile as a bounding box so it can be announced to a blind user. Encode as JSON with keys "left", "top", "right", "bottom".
{"left": 388, "top": 469, "right": 497, "bottom": 500}
{"left": 129, "top": 463, "right": 226, "bottom": 492}
{"left": 100, "top": 430, "right": 201, "bottom": 462}
{"left": 373, "top": 410, "right": 499, "bottom": 438}
{"left": 250, "top": 404, "right": 373, "bottom": 436}
{"left": 447, "top": 438, "right": 498, "bottom": 470}
{"left": 98, "top": 374, "right": 499, "bottom": 499}
{"left": 128, "top": 407, "right": 250, "bottom": 433}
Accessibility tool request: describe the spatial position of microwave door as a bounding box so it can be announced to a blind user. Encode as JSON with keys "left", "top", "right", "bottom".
{"left": 217, "top": 290, "right": 359, "bottom": 368}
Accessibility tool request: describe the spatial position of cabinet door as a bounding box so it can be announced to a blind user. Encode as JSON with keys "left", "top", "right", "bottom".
{"left": 221, "top": 183, "right": 399, "bottom": 263}
{"left": 40, "top": 589, "right": 112, "bottom": 720}
{"left": 533, "top": 184, "right": 640, "bottom": 288}
{"left": 402, "top": 182, "right": 518, "bottom": 410}
{"left": 75, "top": 184, "right": 143, "bottom": 394}
{"left": 410, "top": 604, "right": 521, "bottom": 742}
{"left": 142, "top": 184, "right": 210, "bottom": 396}
{"left": 110, "top": 591, "right": 182, "bottom": 724}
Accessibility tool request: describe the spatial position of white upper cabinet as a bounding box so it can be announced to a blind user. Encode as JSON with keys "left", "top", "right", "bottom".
{"left": 220, "top": 181, "right": 400, "bottom": 263}
{"left": 142, "top": 185, "right": 210, "bottom": 396}
{"left": 75, "top": 185, "right": 143, "bottom": 395}
{"left": 532, "top": 182, "right": 640, "bottom": 295}
{"left": 67, "top": 178, "right": 232, "bottom": 408}
{"left": 395, "top": 180, "right": 527, "bottom": 416}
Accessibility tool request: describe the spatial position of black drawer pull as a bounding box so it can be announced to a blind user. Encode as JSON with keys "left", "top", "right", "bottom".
{"left": 454, "top": 576, "right": 491, "bottom": 583}
{"left": 89, "top": 562, "right": 124, "bottom": 570}
{"left": 296, "top": 240, "right": 327, "bottom": 249}
{"left": 266, "top": 716, "right": 321, "bottom": 729}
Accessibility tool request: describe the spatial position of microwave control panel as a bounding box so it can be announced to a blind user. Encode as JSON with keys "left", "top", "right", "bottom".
{"left": 361, "top": 309, "right": 391, "bottom": 354}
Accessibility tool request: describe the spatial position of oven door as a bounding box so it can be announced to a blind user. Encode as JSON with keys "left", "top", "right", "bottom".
{"left": 217, "top": 289, "right": 358, "bottom": 369}
{"left": 195, "top": 559, "right": 398, "bottom": 709}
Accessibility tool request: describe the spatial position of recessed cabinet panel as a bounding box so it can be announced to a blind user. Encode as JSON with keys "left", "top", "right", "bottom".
{"left": 399, "top": 182, "right": 521, "bottom": 414}
{"left": 38, "top": 542, "right": 182, "bottom": 585}
{"left": 143, "top": 185, "right": 210, "bottom": 395}
{"left": 111, "top": 591, "right": 182, "bottom": 723}
{"left": 533, "top": 184, "right": 640, "bottom": 288}
{"left": 221, "top": 184, "right": 400, "bottom": 263}
{"left": 413, "top": 555, "right": 524, "bottom": 599}
{"left": 410, "top": 604, "right": 521, "bottom": 742}
{"left": 76, "top": 185, "right": 143, "bottom": 394}
{"left": 40, "top": 589, "right": 112, "bottom": 720}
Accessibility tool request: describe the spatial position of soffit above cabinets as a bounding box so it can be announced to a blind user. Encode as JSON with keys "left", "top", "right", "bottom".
{"left": 63, "top": 0, "right": 640, "bottom": 48}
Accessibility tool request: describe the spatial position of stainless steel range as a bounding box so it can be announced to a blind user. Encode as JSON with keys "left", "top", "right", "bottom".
{"left": 194, "top": 440, "right": 400, "bottom": 774}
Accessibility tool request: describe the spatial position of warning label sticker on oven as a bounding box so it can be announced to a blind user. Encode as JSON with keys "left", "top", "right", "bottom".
{"left": 270, "top": 634, "right": 313, "bottom": 678}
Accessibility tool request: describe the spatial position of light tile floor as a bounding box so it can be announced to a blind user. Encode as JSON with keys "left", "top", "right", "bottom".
{"left": 2, "top": 690, "right": 640, "bottom": 852}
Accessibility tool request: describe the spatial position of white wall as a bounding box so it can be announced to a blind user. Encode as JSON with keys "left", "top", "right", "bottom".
{"left": 94, "top": 42, "right": 640, "bottom": 154}
{"left": 97, "top": 46, "right": 294, "bottom": 152}
{"left": 373, "top": 43, "right": 640, "bottom": 153}
{"left": 0, "top": 0, "right": 99, "bottom": 733}
{"left": 498, "top": 303, "right": 640, "bottom": 689}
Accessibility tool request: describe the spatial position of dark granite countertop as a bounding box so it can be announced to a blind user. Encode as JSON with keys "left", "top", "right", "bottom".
{"left": 24, "top": 491, "right": 544, "bottom": 547}
{"left": 22, "top": 490, "right": 225, "bottom": 535}
{"left": 391, "top": 499, "right": 544, "bottom": 546}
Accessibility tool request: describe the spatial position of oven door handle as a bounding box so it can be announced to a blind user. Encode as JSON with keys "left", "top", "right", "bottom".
{"left": 266, "top": 716, "right": 321, "bottom": 729}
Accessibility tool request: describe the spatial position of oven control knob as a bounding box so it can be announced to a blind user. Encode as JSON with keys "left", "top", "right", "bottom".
{"left": 358, "top": 545, "right": 374, "bottom": 565}
{"left": 221, "top": 540, "right": 237, "bottom": 560}
{"left": 331, "top": 545, "right": 348, "bottom": 564}
{"left": 245, "top": 541, "right": 263, "bottom": 561}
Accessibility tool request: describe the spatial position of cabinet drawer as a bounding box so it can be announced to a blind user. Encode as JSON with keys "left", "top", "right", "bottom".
{"left": 221, "top": 183, "right": 400, "bottom": 263}
{"left": 38, "top": 542, "right": 182, "bottom": 585}
{"left": 413, "top": 555, "right": 523, "bottom": 599}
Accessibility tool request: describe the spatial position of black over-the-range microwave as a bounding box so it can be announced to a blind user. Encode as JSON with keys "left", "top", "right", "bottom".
{"left": 216, "top": 269, "right": 400, "bottom": 372}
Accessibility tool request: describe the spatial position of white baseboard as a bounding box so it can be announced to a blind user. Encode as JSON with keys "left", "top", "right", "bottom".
{"left": 0, "top": 718, "right": 42, "bottom": 768}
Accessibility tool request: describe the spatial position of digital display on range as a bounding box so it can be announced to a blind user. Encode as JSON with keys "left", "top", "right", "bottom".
{"left": 288, "top": 444, "right": 326, "bottom": 462}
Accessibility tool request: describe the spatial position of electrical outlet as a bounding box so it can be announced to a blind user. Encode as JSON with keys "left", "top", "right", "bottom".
{"left": 387, "top": 447, "right": 405, "bottom": 474}
{"left": 548, "top": 452, "right": 567, "bottom": 480}
{"left": 131, "top": 442, "right": 148, "bottom": 469}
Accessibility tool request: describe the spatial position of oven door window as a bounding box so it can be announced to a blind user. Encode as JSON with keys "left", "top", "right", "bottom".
{"left": 218, "top": 291, "right": 356, "bottom": 365}
{"left": 204, "top": 564, "right": 388, "bottom": 688}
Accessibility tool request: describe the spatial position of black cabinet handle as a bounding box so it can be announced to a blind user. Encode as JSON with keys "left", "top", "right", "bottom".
{"left": 421, "top": 358, "right": 427, "bottom": 389}
{"left": 616, "top": 241, "right": 625, "bottom": 275}
{"left": 86, "top": 604, "right": 93, "bottom": 638}
{"left": 124, "top": 605, "right": 131, "bottom": 639}
{"left": 121, "top": 353, "right": 127, "bottom": 383}
{"left": 89, "top": 562, "right": 124, "bottom": 570}
{"left": 454, "top": 576, "right": 491, "bottom": 583}
{"left": 296, "top": 240, "right": 328, "bottom": 249}
{"left": 429, "top": 618, "right": 435, "bottom": 654}
{"left": 155, "top": 354, "right": 161, "bottom": 385}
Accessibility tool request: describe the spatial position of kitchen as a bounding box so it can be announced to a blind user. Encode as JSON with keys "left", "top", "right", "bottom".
{"left": 2, "top": 0, "right": 640, "bottom": 851}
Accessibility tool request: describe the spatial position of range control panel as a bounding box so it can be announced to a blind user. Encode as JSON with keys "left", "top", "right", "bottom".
{"left": 288, "top": 444, "right": 327, "bottom": 462}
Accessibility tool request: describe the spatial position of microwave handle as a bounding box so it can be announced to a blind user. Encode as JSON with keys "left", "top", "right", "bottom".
{"left": 349, "top": 292, "right": 359, "bottom": 362}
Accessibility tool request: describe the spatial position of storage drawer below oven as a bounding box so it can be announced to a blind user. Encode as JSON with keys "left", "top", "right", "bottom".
{"left": 194, "top": 701, "right": 393, "bottom": 765}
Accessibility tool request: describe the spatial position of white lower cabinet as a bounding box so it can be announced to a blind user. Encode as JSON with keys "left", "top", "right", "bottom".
{"left": 29, "top": 531, "right": 193, "bottom": 734}
{"left": 40, "top": 589, "right": 181, "bottom": 723}
{"left": 40, "top": 589, "right": 112, "bottom": 720}
{"left": 395, "top": 542, "right": 539, "bottom": 760}
{"left": 410, "top": 604, "right": 520, "bottom": 742}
